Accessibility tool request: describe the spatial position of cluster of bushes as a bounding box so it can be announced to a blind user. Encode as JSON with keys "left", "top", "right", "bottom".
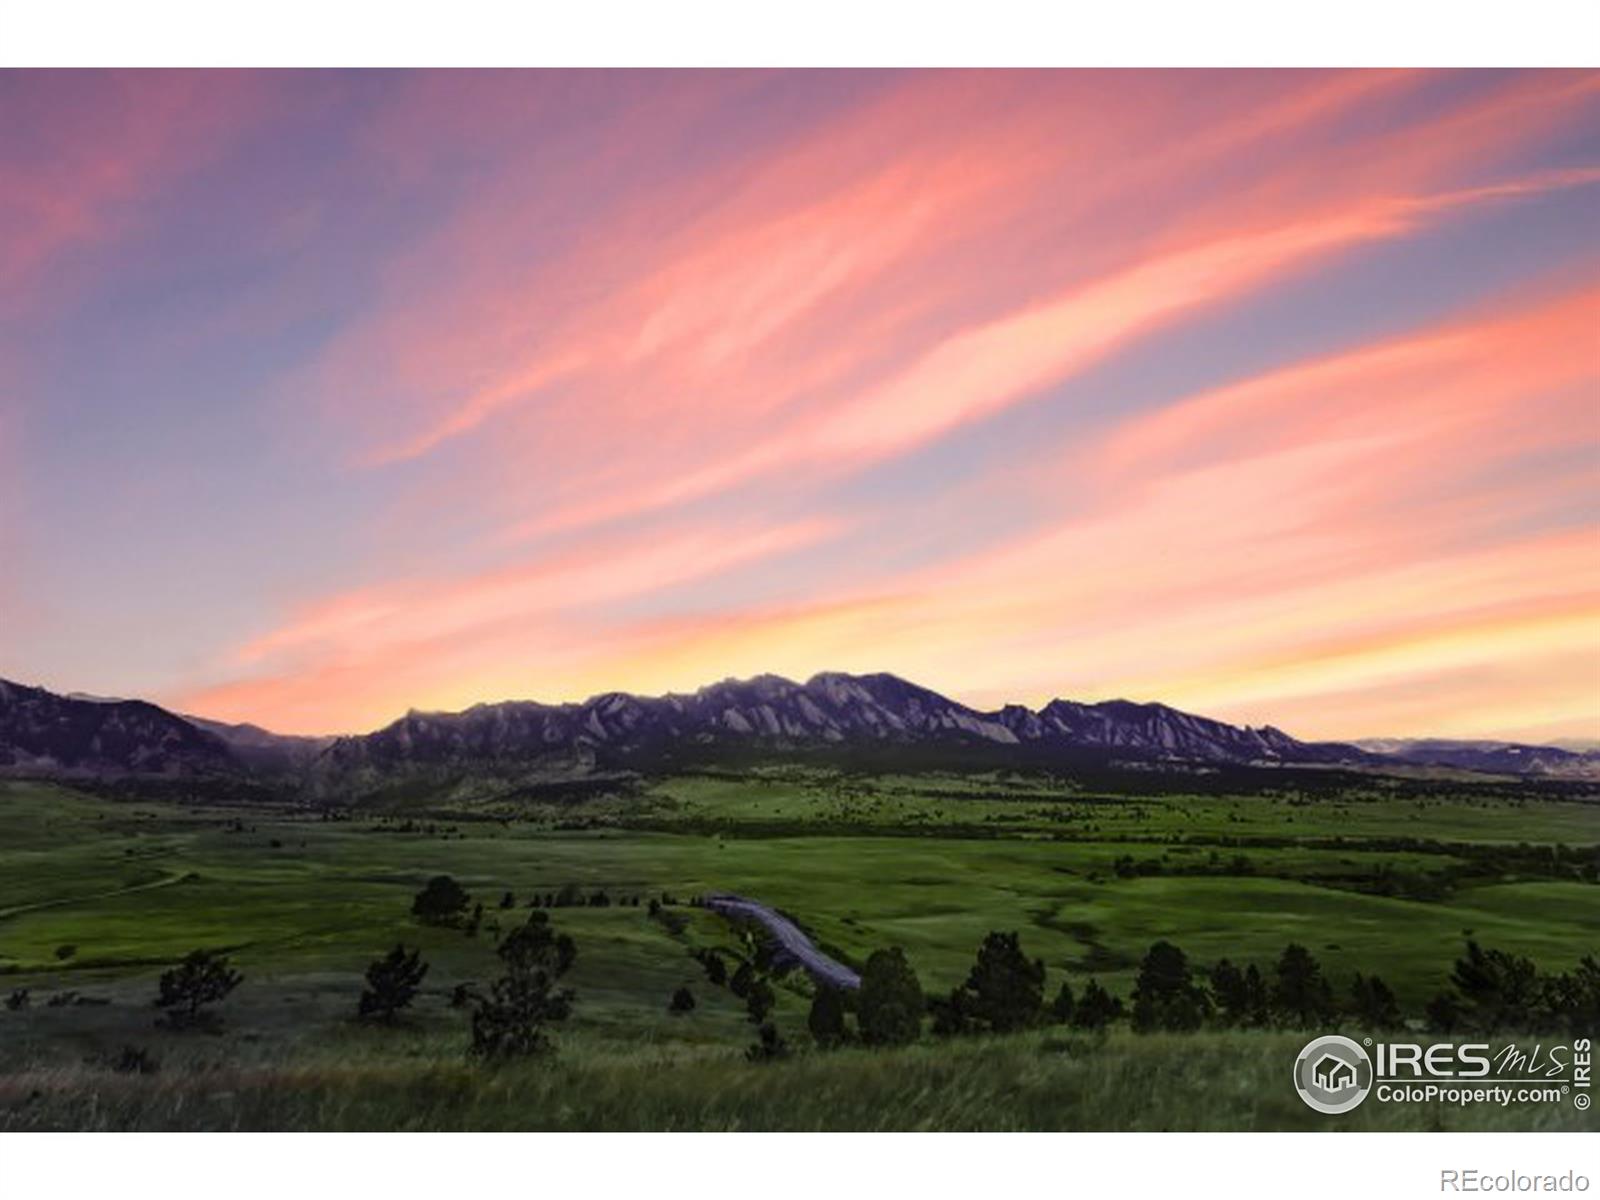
{"left": 530, "top": 883, "right": 648, "bottom": 909}
{"left": 925, "top": 934, "right": 1597, "bottom": 1040}
{"left": 649, "top": 898, "right": 690, "bottom": 936}
{"left": 406, "top": 874, "right": 580, "bottom": 1060}
{"left": 1124, "top": 940, "right": 1598, "bottom": 1037}
{"left": 369, "top": 819, "right": 462, "bottom": 837}
{"left": 1427, "top": 942, "right": 1599, "bottom": 1035}
{"left": 412, "top": 873, "right": 655, "bottom": 939}
{"left": 789, "top": 933, "right": 1600, "bottom": 1053}
{"left": 681, "top": 938, "right": 792, "bottom": 1059}
{"left": 925, "top": 933, "right": 1122, "bottom": 1037}
{"left": 4, "top": 987, "right": 112, "bottom": 1011}
{"left": 692, "top": 947, "right": 728, "bottom": 986}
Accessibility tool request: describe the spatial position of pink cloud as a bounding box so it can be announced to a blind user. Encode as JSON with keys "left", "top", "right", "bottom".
{"left": 0, "top": 72, "right": 266, "bottom": 314}
{"left": 170, "top": 73, "right": 1600, "bottom": 738}
{"left": 328, "top": 75, "right": 1600, "bottom": 560}
{"left": 509, "top": 162, "right": 1600, "bottom": 541}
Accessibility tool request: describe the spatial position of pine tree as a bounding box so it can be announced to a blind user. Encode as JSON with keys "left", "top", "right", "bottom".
{"left": 1271, "top": 943, "right": 1335, "bottom": 1029}
{"left": 957, "top": 931, "right": 1047, "bottom": 1033}
{"left": 1071, "top": 978, "right": 1124, "bottom": 1031}
{"left": 1049, "top": 980, "right": 1075, "bottom": 1026}
{"left": 469, "top": 912, "right": 576, "bottom": 1061}
{"left": 1130, "top": 940, "right": 1210, "bottom": 1032}
{"left": 411, "top": 875, "right": 471, "bottom": 926}
{"left": 1210, "top": 958, "right": 1269, "bottom": 1028}
{"left": 358, "top": 944, "right": 429, "bottom": 1022}
{"left": 1426, "top": 990, "right": 1463, "bottom": 1034}
{"left": 1349, "top": 972, "right": 1401, "bottom": 1030}
{"left": 928, "top": 987, "right": 973, "bottom": 1037}
{"left": 1542, "top": 955, "right": 1600, "bottom": 1036}
{"left": 1450, "top": 941, "right": 1541, "bottom": 1032}
{"left": 858, "top": 947, "right": 924, "bottom": 1046}
{"left": 808, "top": 985, "right": 849, "bottom": 1047}
{"left": 1240, "top": 964, "right": 1270, "bottom": 1027}
{"left": 154, "top": 949, "right": 243, "bottom": 1030}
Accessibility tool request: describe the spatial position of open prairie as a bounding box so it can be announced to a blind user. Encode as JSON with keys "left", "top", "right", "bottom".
{"left": 2, "top": 771, "right": 1595, "bottom": 1131}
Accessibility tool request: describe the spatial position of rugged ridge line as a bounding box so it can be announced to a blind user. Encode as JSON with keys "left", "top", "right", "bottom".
{"left": 314, "top": 671, "right": 1365, "bottom": 781}
{"left": 0, "top": 677, "right": 236, "bottom": 778}
{"left": 2, "top": 671, "right": 1595, "bottom": 794}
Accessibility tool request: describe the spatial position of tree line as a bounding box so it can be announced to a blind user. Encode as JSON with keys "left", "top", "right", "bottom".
{"left": 781, "top": 933, "right": 1600, "bottom": 1052}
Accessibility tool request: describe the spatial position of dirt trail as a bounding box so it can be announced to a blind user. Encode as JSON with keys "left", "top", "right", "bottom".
{"left": 0, "top": 870, "right": 194, "bottom": 922}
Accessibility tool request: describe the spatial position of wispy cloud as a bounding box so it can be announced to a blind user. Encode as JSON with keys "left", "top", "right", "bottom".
{"left": 3, "top": 71, "right": 1594, "bottom": 740}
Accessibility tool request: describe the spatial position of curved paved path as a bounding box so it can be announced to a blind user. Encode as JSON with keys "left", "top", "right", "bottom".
{"left": 703, "top": 893, "right": 860, "bottom": 990}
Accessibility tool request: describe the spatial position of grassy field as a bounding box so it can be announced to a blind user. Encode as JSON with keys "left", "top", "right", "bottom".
{"left": 1, "top": 771, "right": 1596, "bottom": 1131}
{"left": 3, "top": 1029, "right": 1587, "bottom": 1132}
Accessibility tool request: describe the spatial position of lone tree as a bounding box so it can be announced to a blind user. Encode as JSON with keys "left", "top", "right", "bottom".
{"left": 808, "top": 985, "right": 849, "bottom": 1048}
{"left": 957, "top": 931, "right": 1047, "bottom": 1033}
{"left": 1130, "top": 940, "right": 1210, "bottom": 1033}
{"left": 154, "top": 949, "right": 242, "bottom": 1030}
{"left": 1271, "top": 944, "right": 1335, "bottom": 1029}
{"left": 669, "top": 986, "right": 696, "bottom": 1014}
{"left": 857, "top": 947, "right": 923, "bottom": 1046}
{"left": 1210, "top": 959, "right": 1269, "bottom": 1028}
{"left": 470, "top": 912, "right": 576, "bottom": 1061}
{"left": 1349, "top": 972, "right": 1401, "bottom": 1030}
{"left": 412, "top": 875, "right": 471, "bottom": 927}
{"left": 1071, "top": 978, "right": 1124, "bottom": 1031}
{"left": 359, "top": 944, "right": 429, "bottom": 1023}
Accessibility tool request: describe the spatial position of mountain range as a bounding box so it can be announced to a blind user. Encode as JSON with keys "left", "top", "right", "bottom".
{"left": 1, "top": 672, "right": 1596, "bottom": 801}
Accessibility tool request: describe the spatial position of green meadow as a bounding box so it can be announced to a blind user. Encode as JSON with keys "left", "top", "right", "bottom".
{"left": 1, "top": 771, "right": 1596, "bottom": 1131}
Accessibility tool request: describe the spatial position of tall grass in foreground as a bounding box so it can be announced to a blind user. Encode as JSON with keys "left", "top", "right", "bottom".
{"left": 1, "top": 1030, "right": 1588, "bottom": 1132}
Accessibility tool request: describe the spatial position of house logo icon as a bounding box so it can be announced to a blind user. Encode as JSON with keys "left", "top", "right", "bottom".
{"left": 1294, "top": 1035, "right": 1373, "bottom": 1114}
{"left": 1313, "top": 1052, "right": 1357, "bottom": 1093}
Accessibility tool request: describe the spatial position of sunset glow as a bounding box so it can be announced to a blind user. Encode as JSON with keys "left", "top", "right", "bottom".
{"left": 3, "top": 69, "right": 1596, "bottom": 738}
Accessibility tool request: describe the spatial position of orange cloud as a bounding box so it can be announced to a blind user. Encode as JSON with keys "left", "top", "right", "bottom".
{"left": 181, "top": 515, "right": 845, "bottom": 732}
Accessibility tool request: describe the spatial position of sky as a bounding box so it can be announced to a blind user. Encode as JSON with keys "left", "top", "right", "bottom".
{"left": 1, "top": 69, "right": 1597, "bottom": 741}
